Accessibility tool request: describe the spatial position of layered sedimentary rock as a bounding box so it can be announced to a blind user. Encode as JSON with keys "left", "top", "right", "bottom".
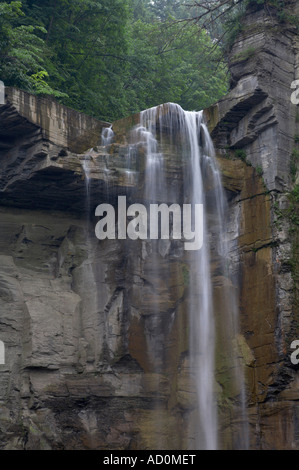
{"left": 0, "top": 1, "right": 299, "bottom": 450}
{"left": 0, "top": 90, "right": 197, "bottom": 450}
{"left": 205, "top": 0, "right": 299, "bottom": 449}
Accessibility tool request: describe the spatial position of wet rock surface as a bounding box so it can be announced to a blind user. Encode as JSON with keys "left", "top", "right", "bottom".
{"left": 206, "top": 0, "right": 299, "bottom": 450}
{"left": 0, "top": 2, "right": 299, "bottom": 450}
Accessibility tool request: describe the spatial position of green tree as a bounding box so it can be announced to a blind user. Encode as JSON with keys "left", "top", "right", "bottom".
{"left": 0, "top": 0, "right": 229, "bottom": 120}
{"left": 148, "top": 0, "right": 189, "bottom": 20}
{"left": 20, "top": 0, "right": 131, "bottom": 120}
{"left": 0, "top": 0, "right": 64, "bottom": 95}
{"left": 126, "top": 17, "right": 227, "bottom": 113}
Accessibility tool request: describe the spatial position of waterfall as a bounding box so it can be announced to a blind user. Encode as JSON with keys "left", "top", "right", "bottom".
{"left": 82, "top": 152, "right": 92, "bottom": 236}
{"left": 130, "top": 108, "right": 166, "bottom": 374}
{"left": 83, "top": 153, "right": 91, "bottom": 201}
{"left": 84, "top": 102, "right": 248, "bottom": 450}
{"left": 129, "top": 103, "right": 248, "bottom": 450}
{"left": 101, "top": 125, "right": 114, "bottom": 146}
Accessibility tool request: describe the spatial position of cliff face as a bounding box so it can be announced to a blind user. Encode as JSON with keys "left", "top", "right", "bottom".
{"left": 0, "top": 2, "right": 299, "bottom": 450}
{"left": 205, "top": 0, "right": 299, "bottom": 449}
{"left": 0, "top": 91, "right": 195, "bottom": 450}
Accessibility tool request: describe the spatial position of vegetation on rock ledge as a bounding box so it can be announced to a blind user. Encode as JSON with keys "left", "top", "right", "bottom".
{"left": 0, "top": 0, "right": 296, "bottom": 121}
{"left": 0, "top": 0, "right": 229, "bottom": 121}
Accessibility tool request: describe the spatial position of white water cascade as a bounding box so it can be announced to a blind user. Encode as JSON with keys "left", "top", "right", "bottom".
{"left": 101, "top": 125, "right": 114, "bottom": 146}
{"left": 128, "top": 103, "right": 248, "bottom": 450}
{"left": 82, "top": 102, "right": 248, "bottom": 450}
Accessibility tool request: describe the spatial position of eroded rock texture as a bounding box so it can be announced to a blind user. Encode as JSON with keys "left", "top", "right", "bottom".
{"left": 0, "top": 91, "right": 197, "bottom": 450}
{"left": 0, "top": 1, "right": 299, "bottom": 450}
{"left": 205, "top": 0, "right": 299, "bottom": 450}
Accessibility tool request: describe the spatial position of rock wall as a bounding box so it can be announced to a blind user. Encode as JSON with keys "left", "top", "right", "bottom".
{"left": 0, "top": 91, "right": 196, "bottom": 450}
{"left": 0, "top": 1, "right": 299, "bottom": 450}
{"left": 205, "top": 0, "right": 299, "bottom": 449}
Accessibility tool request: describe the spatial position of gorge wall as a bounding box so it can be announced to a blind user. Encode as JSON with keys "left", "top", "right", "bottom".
{"left": 0, "top": 1, "right": 299, "bottom": 450}
{"left": 206, "top": 0, "right": 299, "bottom": 449}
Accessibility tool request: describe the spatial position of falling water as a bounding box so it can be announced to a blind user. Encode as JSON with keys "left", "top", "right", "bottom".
{"left": 130, "top": 103, "right": 248, "bottom": 450}
{"left": 128, "top": 108, "right": 167, "bottom": 398}
{"left": 84, "top": 103, "right": 248, "bottom": 450}
{"left": 82, "top": 152, "right": 92, "bottom": 227}
{"left": 83, "top": 154, "right": 91, "bottom": 200}
{"left": 101, "top": 125, "right": 114, "bottom": 146}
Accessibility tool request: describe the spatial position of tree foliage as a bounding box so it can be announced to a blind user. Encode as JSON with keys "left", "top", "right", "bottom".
{"left": 0, "top": 0, "right": 230, "bottom": 121}
{"left": 0, "top": 1, "right": 65, "bottom": 95}
{"left": 180, "top": 0, "right": 298, "bottom": 51}
{"left": 126, "top": 17, "right": 227, "bottom": 113}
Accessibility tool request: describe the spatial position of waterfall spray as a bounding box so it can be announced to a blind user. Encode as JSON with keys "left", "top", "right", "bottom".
{"left": 130, "top": 103, "right": 248, "bottom": 450}
{"left": 85, "top": 102, "right": 248, "bottom": 450}
{"left": 101, "top": 125, "right": 114, "bottom": 146}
